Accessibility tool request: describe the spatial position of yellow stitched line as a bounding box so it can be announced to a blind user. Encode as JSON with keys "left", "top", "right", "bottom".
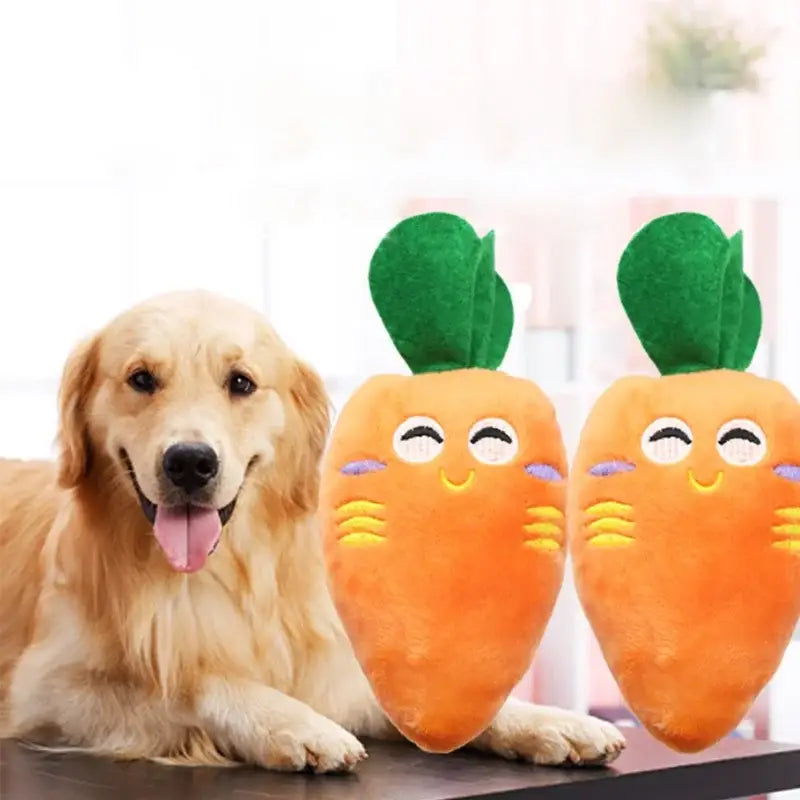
{"left": 585, "top": 501, "right": 633, "bottom": 517}
{"left": 526, "top": 506, "right": 564, "bottom": 520}
{"left": 587, "top": 518, "right": 634, "bottom": 534}
{"left": 773, "top": 539, "right": 800, "bottom": 552}
{"left": 688, "top": 470, "right": 723, "bottom": 494}
{"left": 336, "top": 500, "right": 385, "bottom": 518}
{"left": 523, "top": 522, "right": 563, "bottom": 537}
{"left": 338, "top": 516, "right": 386, "bottom": 534}
{"left": 339, "top": 532, "right": 386, "bottom": 546}
{"left": 524, "top": 538, "right": 561, "bottom": 551}
{"left": 772, "top": 524, "right": 800, "bottom": 536}
{"left": 776, "top": 508, "right": 800, "bottom": 520}
{"left": 588, "top": 533, "right": 635, "bottom": 548}
{"left": 440, "top": 469, "right": 475, "bottom": 493}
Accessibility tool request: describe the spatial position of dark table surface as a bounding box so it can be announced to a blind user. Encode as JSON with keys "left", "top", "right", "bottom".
{"left": 2, "top": 728, "right": 800, "bottom": 800}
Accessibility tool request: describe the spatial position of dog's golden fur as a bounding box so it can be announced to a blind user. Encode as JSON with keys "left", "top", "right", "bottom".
{"left": 0, "top": 291, "right": 624, "bottom": 771}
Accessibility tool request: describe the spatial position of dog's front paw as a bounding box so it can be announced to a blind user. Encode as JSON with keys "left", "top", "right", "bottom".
{"left": 260, "top": 713, "right": 367, "bottom": 773}
{"left": 476, "top": 701, "right": 625, "bottom": 767}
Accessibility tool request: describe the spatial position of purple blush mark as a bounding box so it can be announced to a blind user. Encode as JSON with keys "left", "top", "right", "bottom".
{"left": 340, "top": 459, "right": 387, "bottom": 476}
{"left": 589, "top": 460, "right": 636, "bottom": 477}
{"left": 774, "top": 464, "right": 800, "bottom": 483}
{"left": 524, "top": 463, "right": 564, "bottom": 482}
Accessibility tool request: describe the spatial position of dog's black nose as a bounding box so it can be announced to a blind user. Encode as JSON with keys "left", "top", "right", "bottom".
{"left": 162, "top": 442, "right": 219, "bottom": 493}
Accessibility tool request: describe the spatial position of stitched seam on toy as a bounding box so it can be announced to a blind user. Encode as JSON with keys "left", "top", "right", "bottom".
{"left": 774, "top": 464, "right": 800, "bottom": 482}
{"left": 524, "top": 463, "right": 564, "bottom": 482}
{"left": 340, "top": 459, "right": 387, "bottom": 476}
{"left": 583, "top": 498, "right": 635, "bottom": 544}
{"left": 588, "top": 460, "right": 636, "bottom": 477}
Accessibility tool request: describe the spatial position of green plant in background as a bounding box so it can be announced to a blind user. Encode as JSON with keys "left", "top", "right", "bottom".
{"left": 645, "top": 3, "right": 768, "bottom": 92}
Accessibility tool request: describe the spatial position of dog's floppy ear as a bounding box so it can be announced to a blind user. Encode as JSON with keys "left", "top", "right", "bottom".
{"left": 57, "top": 334, "right": 100, "bottom": 488}
{"left": 275, "top": 358, "right": 331, "bottom": 514}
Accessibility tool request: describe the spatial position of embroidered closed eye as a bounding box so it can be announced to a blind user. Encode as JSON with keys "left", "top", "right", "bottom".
{"left": 393, "top": 416, "right": 445, "bottom": 463}
{"left": 468, "top": 418, "right": 518, "bottom": 465}
{"left": 641, "top": 417, "right": 693, "bottom": 464}
{"left": 716, "top": 419, "right": 767, "bottom": 466}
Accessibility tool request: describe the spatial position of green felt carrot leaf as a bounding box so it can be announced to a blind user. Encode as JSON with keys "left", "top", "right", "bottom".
{"left": 617, "top": 211, "right": 762, "bottom": 376}
{"left": 718, "top": 230, "right": 745, "bottom": 370}
{"left": 369, "top": 212, "right": 514, "bottom": 375}
{"left": 485, "top": 275, "right": 514, "bottom": 370}
{"left": 734, "top": 275, "right": 762, "bottom": 371}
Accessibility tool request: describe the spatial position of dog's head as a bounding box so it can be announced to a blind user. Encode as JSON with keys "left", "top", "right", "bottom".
{"left": 56, "top": 290, "right": 329, "bottom": 572}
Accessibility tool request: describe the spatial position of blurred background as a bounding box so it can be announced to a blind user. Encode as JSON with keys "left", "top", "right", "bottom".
{"left": 2, "top": 0, "right": 800, "bottom": 778}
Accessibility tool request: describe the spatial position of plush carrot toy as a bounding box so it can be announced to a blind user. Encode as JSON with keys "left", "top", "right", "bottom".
{"left": 570, "top": 211, "right": 800, "bottom": 752}
{"left": 320, "top": 212, "right": 567, "bottom": 752}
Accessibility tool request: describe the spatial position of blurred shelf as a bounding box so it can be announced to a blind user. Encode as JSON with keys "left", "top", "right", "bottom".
{"left": 264, "top": 157, "right": 800, "bottom": 200}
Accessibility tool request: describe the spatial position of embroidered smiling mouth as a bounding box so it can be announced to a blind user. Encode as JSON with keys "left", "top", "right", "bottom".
{"left": 688, "top": 469, "right": 724, "bottom": 494}
{"left": 439, "top": 468, "right": 476, "bottom": 493}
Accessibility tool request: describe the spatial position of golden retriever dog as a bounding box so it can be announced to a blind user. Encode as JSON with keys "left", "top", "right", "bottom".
{"left": 0, "top": 290, "right": 624, "bottom": 771}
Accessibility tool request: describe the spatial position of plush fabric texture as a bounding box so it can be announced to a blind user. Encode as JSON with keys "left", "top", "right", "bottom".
{"left": 368, "top": 212, "right": 514, "bottom": 374}
{"left": 618, "top": 212, "right": 761, "bottom": 375}
{"left": 321, "top": 368, "right": 567, "bottom": 752}
{"left": 569, "top": 369, "right": 800, "bottom": 752}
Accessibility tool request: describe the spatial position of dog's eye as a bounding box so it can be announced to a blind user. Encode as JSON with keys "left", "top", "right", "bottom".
{"left": 228, "top": 372, "right": 257, "bottom": 397}
{"left": 127, "top": 369, "right": 158, "bottom": 395}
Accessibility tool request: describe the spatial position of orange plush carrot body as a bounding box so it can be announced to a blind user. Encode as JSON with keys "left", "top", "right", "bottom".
{"left": 570, "top": 212, "right": 800, "bottom": 752}
{"left": 320, "top": 213, "right": 567, "bottom": 752}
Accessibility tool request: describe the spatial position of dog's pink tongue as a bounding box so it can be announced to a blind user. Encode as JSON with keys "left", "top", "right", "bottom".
{"left": 153, "top": 506, "right": 221, "bottom": 573}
